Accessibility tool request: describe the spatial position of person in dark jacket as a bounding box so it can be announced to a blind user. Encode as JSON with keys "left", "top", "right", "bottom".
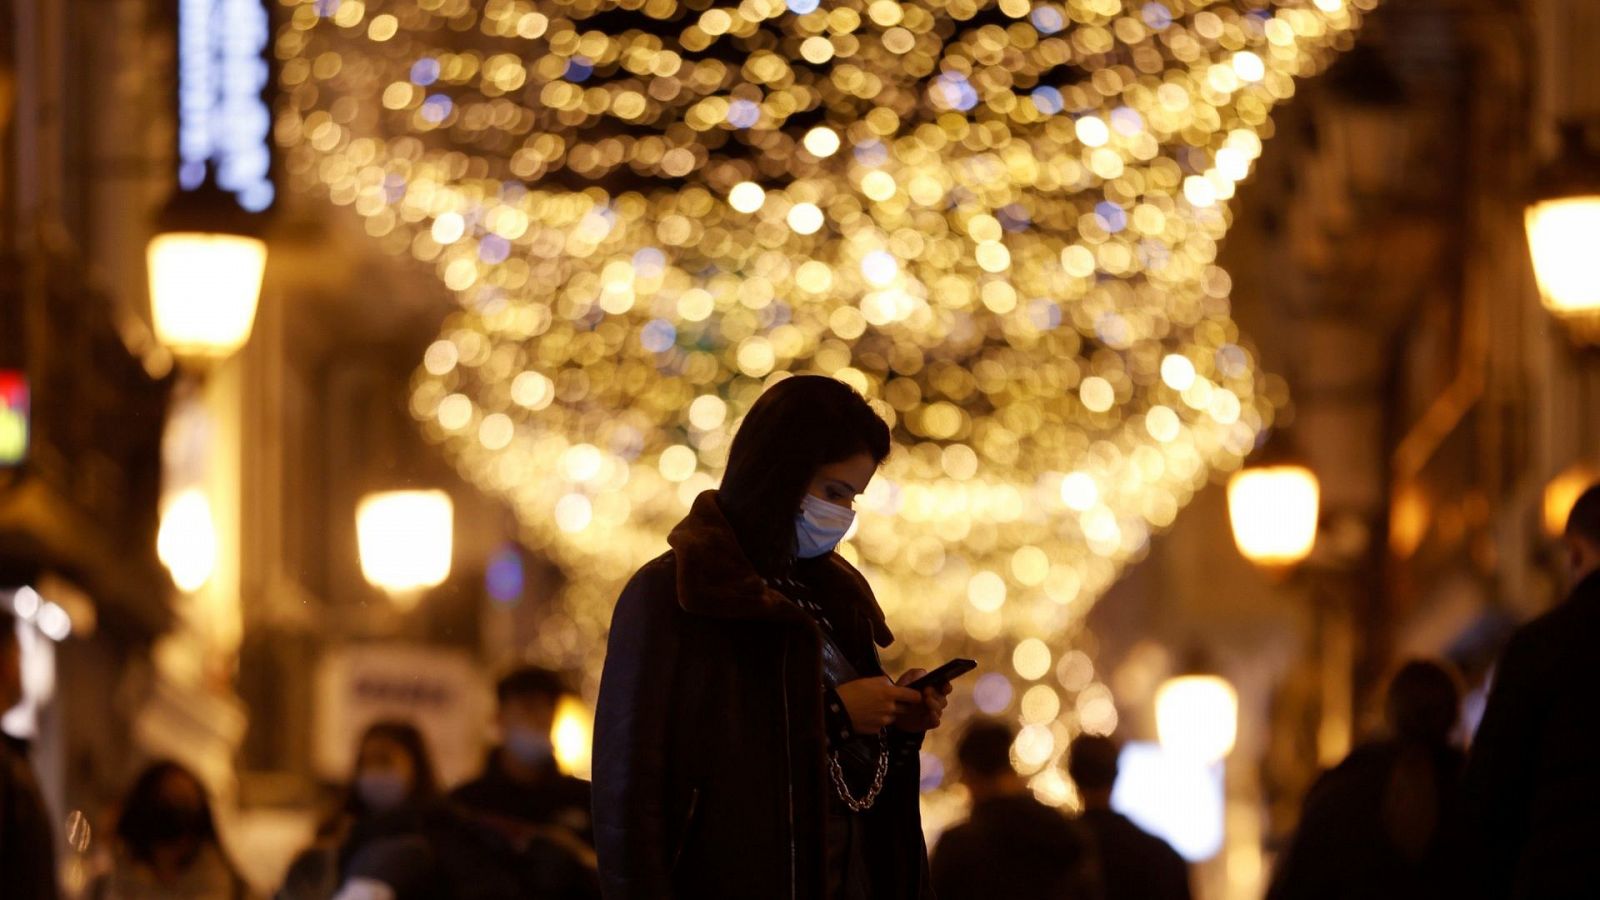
{"left": 280, "top": 720, "right": 442, "bottom": 900}
{"left": 1266, "top": 660, "right": 1465, "bottom": 900}
{"left": 1066, "top": 734, "right": 1191, "bottom": 900}
{"left": 0, "top": 606, "right": 58, "bottom": 900}
{"left": 931, "top": 720, "right": 1101, "bottom": 900}
{"left": 91, "top": 760, "right": 251, "bottom": 899}
{"left": 1461, "top": 483, "right": 1600, "bottom": 898}
{"left": 452, "top": 667, "right": 592, "bottom": 845}
{"left": 593, "top": 375, "right": 952, "bottom": 900}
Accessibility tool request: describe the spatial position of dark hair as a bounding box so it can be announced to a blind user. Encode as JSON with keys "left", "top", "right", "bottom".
{"left": 0, "top": 605, "right": 15, "bottom": 648}
{"left": 718, "top": 375, "right": 891, "bottom": 575}
{"left": 496, "top": 666, "right": 568, "bottom": 706}
{"left": 1066, "top": 734, "right": 1121, "bottom": 792}
{"left": 344, "top": 720, "right": 440, "bottom": 817}
{"left": 956, "top": 719, "right": 1016, "bottom": 779}
{"left": 1567, "top": 484, "right": 1600, "bottom": 546}
{"left": 115, "top": 761, "right": 222, "bottom": 865}
{"left": 1385, "top": 659, "right": 1461, "bottom": 746}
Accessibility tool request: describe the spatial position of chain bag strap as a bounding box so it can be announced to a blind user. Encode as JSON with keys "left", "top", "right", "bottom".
{"left": 827, "top": 735, "right": 890, "bottom": 812}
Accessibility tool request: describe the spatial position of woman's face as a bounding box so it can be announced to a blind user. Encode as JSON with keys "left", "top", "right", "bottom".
{"left": 357, "top": 735, "right": 417, "bottom": 791}
{"left": 806, "top": 452, "right": 878, "bottom": 510}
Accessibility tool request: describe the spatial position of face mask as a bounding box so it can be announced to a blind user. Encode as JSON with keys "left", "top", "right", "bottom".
{"left": 356, "top": 771, "right": 410, "bottom": 813}
{"left": 795, "top": 494, "right": 855, "bottom": 559}
{"left": 504, "top": 727, "right": 555, "bottom": 767}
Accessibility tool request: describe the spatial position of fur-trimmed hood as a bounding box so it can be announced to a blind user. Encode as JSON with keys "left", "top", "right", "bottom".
{"left": 666, "top": 490, "right": 894, "bottom": 647}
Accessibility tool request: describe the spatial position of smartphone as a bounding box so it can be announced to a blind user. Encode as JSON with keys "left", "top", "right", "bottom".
{"left": 907, "top": 658, "right": 977, "bottom": 691}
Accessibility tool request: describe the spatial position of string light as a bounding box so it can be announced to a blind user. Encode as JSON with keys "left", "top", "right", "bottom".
{"left": 279, "top": 0, "right": 1370, "bottom": 796}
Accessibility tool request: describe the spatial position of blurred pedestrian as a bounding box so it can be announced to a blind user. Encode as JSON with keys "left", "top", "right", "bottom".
{"left": 1266, "top": 659, "right": 1464, "bottom": 900}
{"left": 931, "top": 720, "right": 1101, "bottom": 900}
{"left": 1461, "top": 483, "right": 1600, "bottom": 898}
{"left": 594, "top": 375, "right": 950, "bottom": 899}
{"left": 90, "top": 760, "right": 251, "bottom": 899}
{"left": 452, "top": 666, "right": 592, "bottom": 844}
{"left": 0, "top": 606, "right": 57, "bottom": 900}
{"left": 279, "top": 720, "right": 440, "bottom": 900}
{"left": 1067, "top": 734, "right": 1191, "bottom": 900}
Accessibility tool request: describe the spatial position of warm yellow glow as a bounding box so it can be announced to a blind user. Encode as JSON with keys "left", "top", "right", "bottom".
{"left": 1544, "top": 462, "right": 1600, "bottom": 538}
{"left": 1227, "top": 465, "right": 1320, "bottom": 567}
{"left": 356, "top": 490, "right": 453, "bottom": 596}
{"left": 147, "top": 232, "right": 267, "bottom": 360}
{"left": 552, "top": 694, "right": 594, "bottom": 780}
{"left": 1526, "top": 196, "right": 1600, "bottom": 330}
{"left": 1156, "top": 674, "right": 1238, "bottom": 763}
{"left": 279, "top": 0, "right": 1368, "bottom": 785}
{"left": 157, "top": 489, "right": 217, "bottom": 593}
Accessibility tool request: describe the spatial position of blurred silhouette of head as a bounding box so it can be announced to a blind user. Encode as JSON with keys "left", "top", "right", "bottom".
{"left": 1565, "top": 484, "right": 1600, "bottom": 583}
{"left": 496, "top": 666, "right": 568, "bottom": 773}
{"left": 957, "top": 719, "right": 1022, "bottom": 801}
{"left": 348, "top": 719, "right": 438, "bottom": 817}
{"left": 1385, "top": 659, "right": 1462, "bottom": 746}
{"left": 116, "top": 761, "right": 220, "bottom": 866}
{"left": 1067, "top": 734, "right": 1121, "bottom": 809}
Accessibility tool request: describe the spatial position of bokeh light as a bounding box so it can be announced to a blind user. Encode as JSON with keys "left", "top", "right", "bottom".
{"left": 279, "top": 0, "right": 1369, "bottom": 790}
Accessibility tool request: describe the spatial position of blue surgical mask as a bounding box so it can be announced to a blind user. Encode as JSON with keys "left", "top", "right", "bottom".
{"left": 795, "top": 494, "right": 856, "bottom": 559}
{"left": 356, "top": 771, "right": 410, "bottom": 813}
{"left": 504, "top": 726, "right": 555, "bottom": 767}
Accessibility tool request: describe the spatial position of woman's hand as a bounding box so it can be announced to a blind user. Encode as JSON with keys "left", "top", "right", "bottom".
{"left": 890, "top": 670, "right": 953, "bottom": 733}
{"left": 836, "top": 677, "right": 923, "bottom": 734}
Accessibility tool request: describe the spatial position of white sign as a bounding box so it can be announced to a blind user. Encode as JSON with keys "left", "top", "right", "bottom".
{"left": 313, "top": 643, "right": 491, "bottom": 788}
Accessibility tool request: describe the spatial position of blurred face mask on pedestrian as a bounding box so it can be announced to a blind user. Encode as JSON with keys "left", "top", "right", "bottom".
{"left": 355, "top": 736, "right": 417, "bottom": 814}
{"left": 795, "top": 454, "right": 876, "bottom": 559}
{"left": 500, "top": 694, "right": 557, "bottom": 768}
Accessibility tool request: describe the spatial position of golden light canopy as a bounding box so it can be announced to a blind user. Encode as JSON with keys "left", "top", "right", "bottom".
{"left": 279, "top": 0, "right": 1369, "bottom": 793}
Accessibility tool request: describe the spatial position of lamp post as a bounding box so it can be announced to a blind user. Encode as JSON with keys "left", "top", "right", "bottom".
{"left": 356, "top": 490, "right": 454, "bottom": 609}
{"left": 1525, "top": 123, "right": 1600, "bottom": 344}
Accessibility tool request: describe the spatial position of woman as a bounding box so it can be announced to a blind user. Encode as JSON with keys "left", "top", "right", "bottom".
{"left": 91, "top": 760, "right": 251, "bottom": 900}
{"left": 594, "top": 375, "right": 951, "bottom": 899}
{"left": 1266, "top": 659, "right": 1466, "bottom": 899}
{"left": 279, "top": 720, "right": 440, "bottom": 900}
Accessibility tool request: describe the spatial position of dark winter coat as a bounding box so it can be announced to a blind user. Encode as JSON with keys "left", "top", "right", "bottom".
{"left": 1460, "top": 569, "right": 1600, "bottom": 899}
{"left": 592, "top": 490, "right": 932, "bottom": 900}
{"left": 1078, "top": 809, "right": 1191, "bottom": 900}
{"left": 1266, "top": 740, "right": 1464, "bottom": 900}
{"left": 931, "top": 794, "right": 1102, "bottom": 900}
{"left": 0, "top": 733, "right": 57, "bottom": 900}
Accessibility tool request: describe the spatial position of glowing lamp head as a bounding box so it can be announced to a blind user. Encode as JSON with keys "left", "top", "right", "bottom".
{"left": 157, "top": 489, "right": 218, "bottom": 593}
{"left": 356, "top": 490, "right": 454, "bottom": 601}
{"left": 147, "top": 231, "right": 267, "bottom": 360}
{"left": 1155, "top": 674, "right": 1238, "bottom": 764}
{"left": 1525, "top": 124, "right": 1600, "bottom": 343}
{"left": 552, "top": 694, "right": 595, "bottom": 779}
{"left": 1525, "top": 196, "right": 1600, "bottom": 340}
{"left": 1227, "top": 464, "right": 1320, "bottom": 568}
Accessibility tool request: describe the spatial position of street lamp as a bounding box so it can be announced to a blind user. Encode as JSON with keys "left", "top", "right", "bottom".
{"left": 1227, "top": 464, "right": 1321, "bottom": 569}
{"left": 1525, "top": 123, "right": 1600, "bottom": 343}
{"left": 147, "top": 179, "right": 268, "bottom": 362}
{"left": 356, "top": 490, "right": 454, "bottom": 607}
{"left": 1155, "top": 673, "right": 1239, "bottom": 764}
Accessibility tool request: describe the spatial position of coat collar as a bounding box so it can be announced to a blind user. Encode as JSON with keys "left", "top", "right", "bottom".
{"left": 667, "top": 490, "right": 894, "bottom": 647}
